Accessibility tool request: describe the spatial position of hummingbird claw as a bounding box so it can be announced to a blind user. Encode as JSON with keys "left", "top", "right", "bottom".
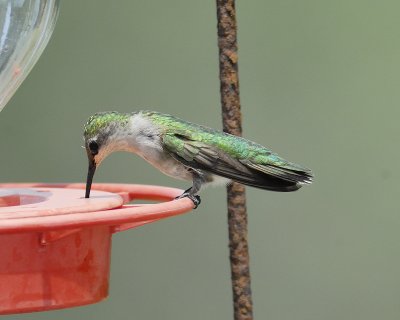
{"left": 190, "top": 195, "right": 201, "bottom": 209}
{"left": 175, "top": 193, "right": 201, "bottom": 209}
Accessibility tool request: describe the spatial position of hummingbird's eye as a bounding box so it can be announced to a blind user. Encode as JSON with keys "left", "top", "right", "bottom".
{"left": 88, "top": 140, "right": 99, "bottom": 155}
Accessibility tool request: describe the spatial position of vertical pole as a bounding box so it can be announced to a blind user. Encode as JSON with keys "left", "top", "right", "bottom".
{"left": 216, "top": 1, "right": 253, "bottom": 319}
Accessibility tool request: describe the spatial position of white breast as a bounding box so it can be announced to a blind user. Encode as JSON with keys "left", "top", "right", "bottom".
{"left": 126, "top": 113, "right": 193, "bottom": 181}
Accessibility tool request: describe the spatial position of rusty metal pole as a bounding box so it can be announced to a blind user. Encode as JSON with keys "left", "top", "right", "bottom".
{"left": 216, "top": 1, "right": 253, "bottom": 320}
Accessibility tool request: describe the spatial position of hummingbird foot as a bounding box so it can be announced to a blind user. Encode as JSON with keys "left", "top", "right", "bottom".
{"left": 175, "top": 192, "right": 201, "bottom": 209}
{"left": 175, "top": 172, "right": 204, "bottom": 209}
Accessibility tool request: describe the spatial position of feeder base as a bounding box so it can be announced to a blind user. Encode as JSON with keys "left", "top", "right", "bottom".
{"left": 0, "top": 183, "right": 194, "bottom": 315}
{"left": 0, "top": 226, "right": 111, "bottom": 315}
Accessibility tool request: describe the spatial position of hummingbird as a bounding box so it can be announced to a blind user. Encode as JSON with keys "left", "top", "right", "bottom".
{"left": 84, "top": 111, "right": 313, "bottom": 208}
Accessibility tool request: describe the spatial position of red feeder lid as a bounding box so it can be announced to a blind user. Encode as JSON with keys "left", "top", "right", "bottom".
{"left": 0, "top": 183, "right": 194, "bottom": 315}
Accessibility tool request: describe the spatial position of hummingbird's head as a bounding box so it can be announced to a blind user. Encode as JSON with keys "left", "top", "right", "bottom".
{"left": 83, "top": 112, "right": 130, "bottom": 198}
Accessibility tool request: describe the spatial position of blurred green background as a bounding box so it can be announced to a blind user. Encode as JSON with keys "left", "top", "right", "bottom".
{"left": 1, "top": 0, "right": 399, "bottom": 319}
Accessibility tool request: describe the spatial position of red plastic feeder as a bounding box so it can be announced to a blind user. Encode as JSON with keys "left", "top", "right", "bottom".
{"left": 0, "top": 183, "right": 194, "bottom": 315}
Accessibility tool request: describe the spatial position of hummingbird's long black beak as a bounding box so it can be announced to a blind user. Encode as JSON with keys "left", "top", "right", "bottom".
{"left": 85, "top": 156, "right": 96, "bottom": 198}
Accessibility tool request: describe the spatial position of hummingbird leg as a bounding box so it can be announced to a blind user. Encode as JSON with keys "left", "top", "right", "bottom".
{"left": 175, "top": 169, "right": 204, "bottom": 209}
{"left": 175, "top": 192, "right": 201, "bottom": 209}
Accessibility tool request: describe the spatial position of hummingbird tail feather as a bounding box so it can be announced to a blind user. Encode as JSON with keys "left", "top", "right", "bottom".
{"left": 241, "top": 160, "right": 313, "bottom": 184}
{"left": 237, "top": 176, "right": 302, "bottom": 192}
{"left": 237, "top": 159, "right": 313, "bottom": 191}
{"left": 197, "top": 157, "right": 310, "bottom": 192}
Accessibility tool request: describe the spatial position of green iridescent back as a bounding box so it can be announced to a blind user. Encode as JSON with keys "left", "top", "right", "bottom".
{"left": 143, "top": 111, "right": 305, "bottom": 170}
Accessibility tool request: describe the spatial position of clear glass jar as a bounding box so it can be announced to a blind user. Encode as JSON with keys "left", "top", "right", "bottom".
{"left": 0, "top": 0, "right": 60, "bottom": 112}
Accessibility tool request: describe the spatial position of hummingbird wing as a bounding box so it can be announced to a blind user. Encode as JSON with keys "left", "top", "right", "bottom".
{"left": 162, "top": 132, "right": 312, "bottom": 192}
